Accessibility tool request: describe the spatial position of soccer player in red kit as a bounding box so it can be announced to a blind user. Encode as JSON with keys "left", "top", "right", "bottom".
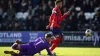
{"left": 46, "top": 0, "right": 72, "bottom": 51}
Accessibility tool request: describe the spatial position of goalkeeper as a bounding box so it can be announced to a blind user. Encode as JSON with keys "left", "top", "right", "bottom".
{"left": 4, "top": 33, "right": 55, "bottom": 56}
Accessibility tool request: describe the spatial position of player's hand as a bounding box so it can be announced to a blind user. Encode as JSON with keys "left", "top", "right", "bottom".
{"left": 65, "top": 11, "right": 70, "bottom": 15}
{"left": 65, "top": 5, "right": 74, "bottom": 16}
{"left": 68, "top": 5, "right": 74, "bottom": 12}
{"left": 46, "top": 25, "right": 50, "bottom": 29}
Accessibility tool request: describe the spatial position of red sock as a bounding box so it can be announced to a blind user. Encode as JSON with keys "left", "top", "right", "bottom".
{"left": 50, "top": 37, "right": 61, "bottom": 51}
{"left": 51, "top": 39, "right": 56, "bottom": 44}
{"left": 50, "top": 43, "right": 57, "bottom": 51}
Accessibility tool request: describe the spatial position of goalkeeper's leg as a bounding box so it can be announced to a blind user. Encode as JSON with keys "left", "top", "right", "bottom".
{"left": 4, "top": 50, "right": 33, "bottom": 56}
{"left": 4, "top": 50, "right": 19, "bottom": 56}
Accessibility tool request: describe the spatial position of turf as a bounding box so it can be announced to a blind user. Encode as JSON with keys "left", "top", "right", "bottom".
{"left": 0, "top": 46, "right": 100, "bottom": 56}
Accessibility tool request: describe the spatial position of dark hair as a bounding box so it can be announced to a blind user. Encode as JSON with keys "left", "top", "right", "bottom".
{"left": 55, "top": 0, "right": 62, "bottom": 4}
{"left": 45, "top": 33, "right": 52, "bottom": 38}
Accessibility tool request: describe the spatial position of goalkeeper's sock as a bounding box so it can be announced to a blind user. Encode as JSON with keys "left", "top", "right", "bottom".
{"left": 4, "top": 50, "right": 13, "bottom": 54}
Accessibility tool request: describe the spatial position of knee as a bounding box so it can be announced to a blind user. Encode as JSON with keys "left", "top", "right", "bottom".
{"left": 59, "top": 34, "right": 64, "bottom": 42}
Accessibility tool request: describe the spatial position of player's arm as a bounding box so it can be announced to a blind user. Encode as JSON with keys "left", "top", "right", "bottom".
{"left": 46, "top": 48, "right": 56, "bottom": 56}
{"left": 45, "top": 45, "right": 53, "bottom": 55}
{"left": 46, "top": 48, "right": 53, "bottom": 55}
{"left": 4, "top": 51, "right": 32, "bottom": 56}
{"left": 46, "top": 13, "right": 57, "bottom": 29}
{"left": 19, "top": 52, "right": 28, "bottom": 55}
{"left": 60, "top": 11, "right": 70, "bottom": 20}
{"left": 60, "top": 6, "right": 73, "bottom": 20}
{"left": 46, "top": 16, "right": 52, "bottom": 29}
{"left": 46, "top": 16, "right": 51, "bottom": 29}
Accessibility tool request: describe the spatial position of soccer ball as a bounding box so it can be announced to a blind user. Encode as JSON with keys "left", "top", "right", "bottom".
{"left": 85, "top": 29, "right": 93, "bottom": 36}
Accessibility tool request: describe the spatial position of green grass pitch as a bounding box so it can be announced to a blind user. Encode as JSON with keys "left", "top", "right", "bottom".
{"left": 0, "top": 46, "right": 100, "bottom": 56}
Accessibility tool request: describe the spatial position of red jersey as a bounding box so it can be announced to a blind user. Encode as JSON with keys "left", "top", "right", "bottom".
{"left": 49, "top": 6, "right": 68, "bottom": 28}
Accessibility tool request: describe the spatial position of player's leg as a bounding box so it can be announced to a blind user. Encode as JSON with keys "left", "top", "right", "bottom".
{"left": 6, "top": 44, "right": 34, "bottom": 56}
{"left": 50, "top": 37, "right": 61, "bottom": 51}
{"left": 4, "top": 50, "right": 19, "bottom": 56}
{"left": 51, "top": 34, "right": 64, "bottom": 43}
{"left": 19, "top": 43, "right": 36, "bottom": 56}
{"left": 50, "top": 27, "right": 64, "bottom": 51}
{"left": 50, "top": 27, "right": 64, "bottom": 42}
{"left": 11, "top": 41, "right": 29, "bottom": 52}
{"left": 4, "top": 50, "right": 33, "bottom": 56}
{"left": 4, "top": 40, "right": 22, "bottom": 56}
{"left": 4, "top": 40, "right": 34, "bottom": 56}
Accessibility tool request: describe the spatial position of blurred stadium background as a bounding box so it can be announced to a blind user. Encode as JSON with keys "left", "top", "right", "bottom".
{"left": 0, "top": 0, "right": 100, "bottom": 56}
{"left": 0, "top": 0, "right": 100, "bottom": 31}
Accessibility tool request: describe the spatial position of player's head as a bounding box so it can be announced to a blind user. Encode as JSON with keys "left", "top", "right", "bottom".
{"left": 45, "top": 33, "right": 52, "bottom": 42}
{"left": 55, "top": 0, "right": 62, "bottom": 9}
